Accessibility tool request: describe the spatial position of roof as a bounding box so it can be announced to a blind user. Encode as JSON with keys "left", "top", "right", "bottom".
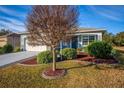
{"left": 0, "top": 33, "right": 20, "bottom": 38}
{"left": 19, "top": 27, "right": 106, "bottom": 35}
{"left": 76, "top": 28, "right": 106, "bottom": 33}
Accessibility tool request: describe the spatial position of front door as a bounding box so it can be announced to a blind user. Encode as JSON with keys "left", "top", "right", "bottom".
{"left": 72, "top": 36, "right": 77, "bottom": 49}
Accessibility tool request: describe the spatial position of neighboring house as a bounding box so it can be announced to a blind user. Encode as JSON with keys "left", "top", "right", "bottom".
{"left": 0, "top": 33, "right": 20, "bottom": 48}
{"left": 20, "top": 28, "right": 105, "bottom": 51}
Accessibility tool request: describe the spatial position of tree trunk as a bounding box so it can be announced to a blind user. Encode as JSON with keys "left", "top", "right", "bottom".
{"left": 52, "top": 47, "right": 56, "bottom": 71}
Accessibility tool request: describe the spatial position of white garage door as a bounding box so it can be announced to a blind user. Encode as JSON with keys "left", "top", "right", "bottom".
{"left": 25, "top": 39, "right": 47, "bottom": 52}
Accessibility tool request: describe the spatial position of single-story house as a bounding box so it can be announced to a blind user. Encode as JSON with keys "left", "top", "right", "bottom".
{"left": 0, "top": 33, "right": 20, "bottom": 48}
{"left": 20, "top": 28, "right": 105, "bottom": 51}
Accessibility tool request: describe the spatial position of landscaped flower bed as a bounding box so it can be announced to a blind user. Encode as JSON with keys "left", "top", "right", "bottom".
{"left": 77, "top": 52, "right": 118, "bottom": 64}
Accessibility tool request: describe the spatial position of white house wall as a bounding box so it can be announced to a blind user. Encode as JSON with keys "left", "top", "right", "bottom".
{"left": 20, "top": 34, "right": 48, "bottom": 51}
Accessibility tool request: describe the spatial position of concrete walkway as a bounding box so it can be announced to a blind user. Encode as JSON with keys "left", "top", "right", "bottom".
{"left": 0, "top": 51, "right": 39, "bottom": 67}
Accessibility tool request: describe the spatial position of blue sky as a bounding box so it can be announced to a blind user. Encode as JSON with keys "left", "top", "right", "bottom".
{"left": 0, "top": 5, "right": 124, "bottom": 34}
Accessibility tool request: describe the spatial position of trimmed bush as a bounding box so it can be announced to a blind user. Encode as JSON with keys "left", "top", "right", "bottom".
{"left": 82, "top": 47, "right": 88, "bottom": 53}
{"left": 77, "top": 48, "right": 82, "bottom": 52}
{"left": 87, "top": 41, "right": 112, "bottom": 59}
{"left": 14, "top": 47, "right": 21, "bottom": 52}
{"left": 2, "top": 44, "right": 13, "bottom": 53}
{"left": 0, "top": 48, "right": 3, "bottom": 54}
{"left": 60, "top": 48, "right": 77, "bottom": 60}
{"left": 37, "top": 51, "right": 52, "bottom": 64}
{"left": 111, "top": 49, "right": 124, "bottom": 64}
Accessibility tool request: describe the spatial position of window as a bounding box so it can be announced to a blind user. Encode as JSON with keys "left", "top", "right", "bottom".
{"left": 89, "top": 35, "right": 95, "bottom": 43}
{"left": 77, "top": 34, "right": 98, "bottom": 48}
{"left": 62, "top": 41, "right": 70, "bottom": 48}
{"left": 82, "top": 35, "right": 89, "bottom": 45}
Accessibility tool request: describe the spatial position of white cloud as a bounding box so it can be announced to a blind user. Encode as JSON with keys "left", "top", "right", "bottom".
{"left": 0, "top": 19, "right": 26, "bottom": 32}
{"left": 0, "top": 6, "right": 26, "bottom": 18}
{"left": 0, "top": 16, "right": 25, "bottom": 26}
{"left": 88, "top": 6, "right": 124, "bottom": 22}
{"left": 0, "top": 6, "right": 27, "bottom": 32}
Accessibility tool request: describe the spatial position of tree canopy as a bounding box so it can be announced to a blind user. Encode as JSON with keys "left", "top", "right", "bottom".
{"left": 0, "top": 29, "right": 12, "bottom": 36}
{"left": 27, "top": 5, "right": 79, "bottom": 71}
{"left": 103, "top": 31, "right": 124, "bottom": 46}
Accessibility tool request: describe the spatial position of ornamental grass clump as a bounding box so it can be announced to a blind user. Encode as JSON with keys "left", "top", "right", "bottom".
{"left": 87, "top": 41, "right": 112, "bottom": 59}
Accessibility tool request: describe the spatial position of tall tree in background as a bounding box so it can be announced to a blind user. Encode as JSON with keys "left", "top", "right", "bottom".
{"left": 103, "top": 31, "right": 114, "bottom": 45}
{"left": 0, "top": 29, "right": 12, "bottom": 36}
{"left": 27, "top": 5, "right": 79, "bottom": 71}
{"left": 113, "top": 31, "right": 124, "bottom": 46}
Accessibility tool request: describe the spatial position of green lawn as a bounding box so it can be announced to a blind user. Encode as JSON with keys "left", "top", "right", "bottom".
{"left": 0, "top": 60, "right": 124, "bottom": 88}
{"left": 114, "top": 46, "right": 124, "bottom": 53}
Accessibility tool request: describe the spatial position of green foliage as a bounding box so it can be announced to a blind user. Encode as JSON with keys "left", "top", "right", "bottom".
{"left": 37, "top": 51, "right": 52, "bottom": 64}
{"left": 60, "top": 48, "right": 77, "bottom": 60}
{"left": 103, "top": 31, "right": 114, "bottom": 45}
{"left": 111, "top": 49, "right": 124, "bottom": 64}
{"left": 82, "top": 47, "right": 88, "bottom": 53}
{"left": 14, "top": 47, "right": 21, "bottom": 52}
{"left": 102, "top": 31, "right": 124, "bottom": 46}
{"left": 76, "top": 48, "right": 83, "bottom": 52}
{"left": 87, "top": 41, "right": 112, "bottom": 59}
{"left": 0, "top": 48, "right": 4, "bottom": 54}
{"left": 2, "top": 44, "right": 13, "bottom": 53}
{"left": 0, "top": 29, "right": 12, "bottom": 36}
{"left": 113, "top": 32, "right": 124, "bottom": 46}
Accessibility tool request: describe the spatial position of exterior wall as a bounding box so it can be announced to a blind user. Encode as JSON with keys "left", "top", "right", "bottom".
{"left": 0, "top": 37, "right": 7, "bottom": 47}
{"left": 20, "top": 31, "right": 103, "bottom": 51}
{"left": 20, "top": 34, "right": 26, "bottom": 50}
{"left": 20, "top": 34, "right": 48, "bottom": 51}
{"left": 7, "top": 35, "right": 20, "bottom": 48}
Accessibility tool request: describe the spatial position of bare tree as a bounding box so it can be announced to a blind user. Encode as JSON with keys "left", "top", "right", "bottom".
{"left": 27, "top": 5, "right": 79, "bottom": 71}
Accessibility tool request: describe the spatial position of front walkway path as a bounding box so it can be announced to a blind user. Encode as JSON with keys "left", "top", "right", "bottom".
{"left": 0, "top": 51, "right": 39, "bottom": 67}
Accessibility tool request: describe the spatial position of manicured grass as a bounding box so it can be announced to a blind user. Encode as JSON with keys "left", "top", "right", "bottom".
{"left": 0, "top": 60, "right": 124, "bottom": 88}
{"left": 113, "top": 47, "right": 124, "bottom": 64}
{"left": 114, "top": 46, "right": 124, "bottom": 53}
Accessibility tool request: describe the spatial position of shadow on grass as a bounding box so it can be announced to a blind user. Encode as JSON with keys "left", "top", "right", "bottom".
{"left": 65, "top": 62, "right": 124, "bottom": 71}
{"left": 66, "top": 63, "right": 94, "bottom": 70}
{"left": 95, "top": 64, "right": 124, "bottom": 70}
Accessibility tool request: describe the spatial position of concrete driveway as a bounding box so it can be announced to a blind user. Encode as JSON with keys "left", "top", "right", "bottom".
{"left": 0, "top": 51, "right": 39, "bottom": 68}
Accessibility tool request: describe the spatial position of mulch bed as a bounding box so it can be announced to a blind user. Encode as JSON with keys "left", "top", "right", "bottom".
{"left": 20, "top": 52, "right": 118, "bottom": 65}
{"left": 21, "top": 58, "right": 37, "bottom": 65}
{"left": 77, "top": 52, "right": 118, "bottom": 64}
{"left": 42, "top": 68, "right": 66, "bottom": 79}
{"left": 43, "top": 69, "right": 65, "bottom": 76}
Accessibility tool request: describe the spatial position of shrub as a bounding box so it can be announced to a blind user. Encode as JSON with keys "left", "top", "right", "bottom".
{"left": 0, "top": 48, "right": 3, "bottom": 54}
{"left": 82, "top": 47, "right": 88, "bottom": 53}
{"left": 2, "top": 44, "right": 13, "bottom": 53}
{"left": 14, "top": 47, "right": 21, "bottom": 52}
{"left": 87, "top": 41, "right": 112, "bottom": 59}
{"left": 60, "top": 48, "right": 77, "bottom": 60}
{"left": 77, "top": 48, "right": 82, "bottom": 52}
{"left": 37, "top": 51, "right": 52, "bottom": 64}
{"left": 111, "top": 49, "right": 124, "bottom": 64}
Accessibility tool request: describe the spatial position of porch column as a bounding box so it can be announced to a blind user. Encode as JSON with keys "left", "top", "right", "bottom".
{"left": 60, "top": 41, "right": 62, "bottom": 50}
{"left": 60, "top": 41, "right": 63, "bottom": 60}
{"left": 77, "top": 35, "right": 79, "bottom": 48}
{"left": 70, "top": 39, "right": 72, "bottom": 48}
